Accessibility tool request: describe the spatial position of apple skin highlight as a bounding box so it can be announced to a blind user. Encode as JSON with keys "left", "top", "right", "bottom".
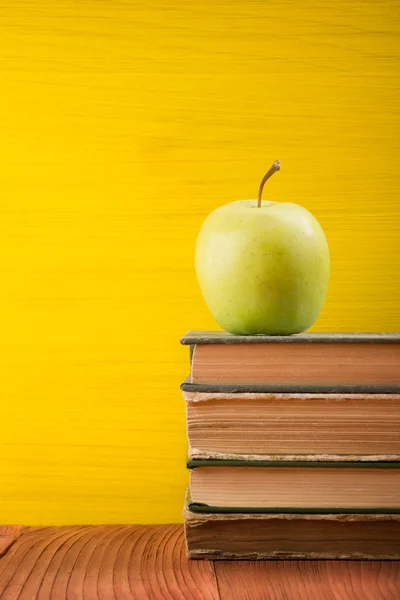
{"left": 195, "top": 164, "right": 330, "bottom": 335}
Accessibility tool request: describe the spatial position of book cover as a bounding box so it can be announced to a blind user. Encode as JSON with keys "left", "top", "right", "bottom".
{"left": 181, "top": 330, "right": 400, "bottom": 345}
{"left": 181, "top": 375, "right": 400, "bottom": 394}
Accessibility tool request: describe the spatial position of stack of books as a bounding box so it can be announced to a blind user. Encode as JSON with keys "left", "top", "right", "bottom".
{"left": 181, "top": 330, "right": 400, "bottom": 559}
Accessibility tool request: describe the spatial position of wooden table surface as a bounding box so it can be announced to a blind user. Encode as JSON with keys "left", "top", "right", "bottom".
{"left": 1, "top": 525, "right": 399, "bottom": 599}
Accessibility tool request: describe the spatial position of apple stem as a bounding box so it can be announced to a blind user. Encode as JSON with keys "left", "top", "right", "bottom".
{"left": 257, "top": 160, "right": 280, "bottom": 207}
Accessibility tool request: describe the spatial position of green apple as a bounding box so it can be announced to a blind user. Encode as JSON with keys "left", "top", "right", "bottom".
{"left": 195, "top": 161, "right": 330, "bottom": 335}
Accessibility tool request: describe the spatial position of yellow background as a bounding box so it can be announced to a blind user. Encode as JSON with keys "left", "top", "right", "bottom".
{"left": 0, "top": 0, "right": 399, "bottom": 524}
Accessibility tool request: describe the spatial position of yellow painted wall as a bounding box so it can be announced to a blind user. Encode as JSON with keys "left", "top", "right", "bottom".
{"left": 0, "top": 0, "right": 399, "bottom": 524}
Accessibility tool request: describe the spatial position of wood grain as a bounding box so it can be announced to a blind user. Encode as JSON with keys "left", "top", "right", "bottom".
{"left": 0, "top": 525, "right": 219, "bottom": 600}
{"left": 0, "top": 525, "right": 399, "bottom": 599}
{"left": 0, "top": 0, "right": 399, "bottom": 524}
{"left": 215, "top": 560, "right": 400, "bottom": 600}
{"left": 0, "top": 527, "right": 25, "bottom": 558}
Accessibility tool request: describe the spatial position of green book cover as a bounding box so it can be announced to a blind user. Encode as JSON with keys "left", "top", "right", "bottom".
{"left": 181, "top": 330, "right": 400, "bottom": 345}
{"left": 187, "top": 459, "right": 400, "bottom": 468}
{"left": 180, "top": 375, "right": 400, "bottom": 394}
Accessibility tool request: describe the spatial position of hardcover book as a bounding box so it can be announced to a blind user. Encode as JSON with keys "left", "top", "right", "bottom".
{"left": 181, "top": 330, "right": 400, "bottom": 560}
{"left": 188, "top": 460, "right": 400, "bottom": 513}
{"left": 184, "top": 503, "right": 400, "bottom": 560}
{"left": 181, "top": 331, "right": 400, "bottom": 391}
{"left": 183, "top": 390, "right": 400, "bottom": 461}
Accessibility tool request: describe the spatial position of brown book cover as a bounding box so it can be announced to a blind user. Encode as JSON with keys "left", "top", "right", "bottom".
{"left": 181, "top": 331, "right": 400, "bottom": 390}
